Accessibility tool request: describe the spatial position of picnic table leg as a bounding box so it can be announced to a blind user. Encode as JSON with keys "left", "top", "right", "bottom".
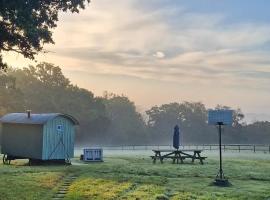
{"left": 175, "top": 152, "right": 183, "bottom": 164}
{"left": 153, "top": 153, "right": 157, "bottom": 164}
{"left": 179, "top": 153, "right": 184, "bottom": 164}
{"left": 153, "top": 155, "right": 157, "bottom": 164}
{"left": 158, "top": 152, "right": 164, "bottom": 164}
{"left": 192, "top": 152, "right": 196, "bottom": 163}
{"left": 174, "top": 152, "right": 178, "bottom": 164}
{"left": 197, "top": 152, "right": 204, "bottom": 165}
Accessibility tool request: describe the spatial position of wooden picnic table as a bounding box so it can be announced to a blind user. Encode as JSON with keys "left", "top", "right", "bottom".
{"left": 151, "top": 149, "right": 207, "bottom": 165}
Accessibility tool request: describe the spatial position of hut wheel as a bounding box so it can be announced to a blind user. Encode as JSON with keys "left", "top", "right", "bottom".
{"left": 2, "top": 154, "right": 11, "bottom": 165}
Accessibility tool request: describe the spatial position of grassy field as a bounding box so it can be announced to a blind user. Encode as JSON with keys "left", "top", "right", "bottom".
{"left": 0, "top": 152, "right": 270, "bottom": 200}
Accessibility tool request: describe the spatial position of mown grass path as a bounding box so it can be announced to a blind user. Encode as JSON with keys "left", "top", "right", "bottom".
{"left": 52, "top": 174, "right": 78, "bottom": 200}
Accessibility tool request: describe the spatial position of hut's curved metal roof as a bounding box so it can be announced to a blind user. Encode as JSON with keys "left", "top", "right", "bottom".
{"left": 0, "top": 113, "right": 79, "bottom": 125}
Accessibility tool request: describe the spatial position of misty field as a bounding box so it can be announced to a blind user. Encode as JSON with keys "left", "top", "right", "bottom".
{"left": 0, "top": 152, "right": 270, "bottom": 200}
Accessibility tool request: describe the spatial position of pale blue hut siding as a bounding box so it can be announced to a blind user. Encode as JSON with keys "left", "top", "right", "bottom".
{"left": 42, "top": 116, "right": 75, "bottom": 160}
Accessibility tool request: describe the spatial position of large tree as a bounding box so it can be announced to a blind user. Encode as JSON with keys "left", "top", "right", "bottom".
{"left": 0, "top": 0, "right": 90, "bottom": 69}
{"left": 146, "top": 102, "right": 212, "bottom": 144}
{"left": 0, "top": 70, "right": 24, "bottom": 115}
{"left": 103, "top": 93, "right": 148, "bottom": 144}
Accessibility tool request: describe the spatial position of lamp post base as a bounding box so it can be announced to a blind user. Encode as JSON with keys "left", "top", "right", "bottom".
{"left": 213, "top": 178, "right": 231, "bottom": 187}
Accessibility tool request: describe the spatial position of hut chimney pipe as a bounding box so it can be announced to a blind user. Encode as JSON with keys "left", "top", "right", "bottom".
{"left": 27, "top": 110, "right": 31, "bottom": 118}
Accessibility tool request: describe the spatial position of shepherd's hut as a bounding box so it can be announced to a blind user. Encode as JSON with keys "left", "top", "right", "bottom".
{"left": 0, "top": 111, "right": 79, "bottom": 164}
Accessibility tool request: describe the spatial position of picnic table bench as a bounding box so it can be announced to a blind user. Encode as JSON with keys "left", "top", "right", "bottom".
{"left": 151, "top": 149, "right": 207, "bottom": 165}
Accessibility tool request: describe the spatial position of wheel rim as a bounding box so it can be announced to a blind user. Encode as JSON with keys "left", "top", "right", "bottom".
{"left": 2, "top": 154, "right": 7, "bottom": 164}
{"left": 2, "top": 154, "right": 10, "bottom": 165}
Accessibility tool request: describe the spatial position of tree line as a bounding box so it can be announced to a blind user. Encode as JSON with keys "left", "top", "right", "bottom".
{"left": 0, "top": 63, "right": 270, "bottom": 145}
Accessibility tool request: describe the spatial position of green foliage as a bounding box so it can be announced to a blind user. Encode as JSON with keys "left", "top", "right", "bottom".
{"left": 242, "top": 121, "right": 270, "bottom": 144}
{"left": 0, "top": 70, "right": 24, "bottom": 115}
{"left": 0, "top": 55, "right": 7, "bottom": 70}
{"left": 25, "top": 63, "right": 71, "bottom": 87}
{"left": 146, "top": 102, "right": 216, "bottom": 144}
{"left": 0, "top": 0, "right": 90, "bottom": 69}
{"left": 102, "top": 92, "right": 147, "bottom": 144}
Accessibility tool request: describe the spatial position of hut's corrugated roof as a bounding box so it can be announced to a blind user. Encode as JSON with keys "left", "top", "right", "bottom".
{"left": 0, "top": 113, "right": 79, "bottom": 125}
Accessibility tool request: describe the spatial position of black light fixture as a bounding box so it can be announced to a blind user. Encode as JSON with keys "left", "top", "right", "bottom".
{"left": 208, "top": 109, "right": 233, "bottom": 187}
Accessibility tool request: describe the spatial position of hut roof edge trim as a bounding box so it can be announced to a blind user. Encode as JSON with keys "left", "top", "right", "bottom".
{"left": 0, "top": 113, "right": 79, "bottom": 125}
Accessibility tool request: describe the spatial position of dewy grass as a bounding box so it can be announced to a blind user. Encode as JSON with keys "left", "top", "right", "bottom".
{"left": 66, "top": 178, "right": 131, "bottom": 200}
{"left": 120, "top": 184, "right": 166, "bottom": 200}
{"left": 0, "top": 152, "right": 270, "bottom": 199}
{"left": 64, "top": 153, "right": 270, "bottom": 200}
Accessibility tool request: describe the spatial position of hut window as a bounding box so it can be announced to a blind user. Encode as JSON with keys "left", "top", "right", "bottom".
{"left": 57, "top": 125, "right": 63, "bottom": 132}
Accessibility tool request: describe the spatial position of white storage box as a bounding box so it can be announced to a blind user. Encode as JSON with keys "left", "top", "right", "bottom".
{"left": 83, "top": 148, "right": 103, "bottom": 162}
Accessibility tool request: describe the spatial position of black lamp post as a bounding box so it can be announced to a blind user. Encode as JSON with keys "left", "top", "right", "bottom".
{"left": 214, "top": 122, "right": 230, "bottom": 186}
{"left": 208, "top": 109, "right": 232, "bottom": 187}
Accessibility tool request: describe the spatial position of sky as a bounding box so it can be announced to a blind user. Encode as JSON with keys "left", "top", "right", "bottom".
{"left": 3, "top": 0, "right": 270, "bottom": 122}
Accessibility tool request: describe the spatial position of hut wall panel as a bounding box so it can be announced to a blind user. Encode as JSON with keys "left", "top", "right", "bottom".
{"left": 1, "top": 124, "right": 43, "bottom": 159}
{"left": 42, "top": 116, "right": 75, "bottom": 160}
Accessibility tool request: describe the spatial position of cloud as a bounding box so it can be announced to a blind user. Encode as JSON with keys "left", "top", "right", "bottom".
{"left": 5, "top": 0, "right": 270, "bottom": 96}
{"left": 153, "top": 51, "right": 165, "bottom": 59}
{"left": 44, "top": 0, "right": 270, "bottom": 87}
